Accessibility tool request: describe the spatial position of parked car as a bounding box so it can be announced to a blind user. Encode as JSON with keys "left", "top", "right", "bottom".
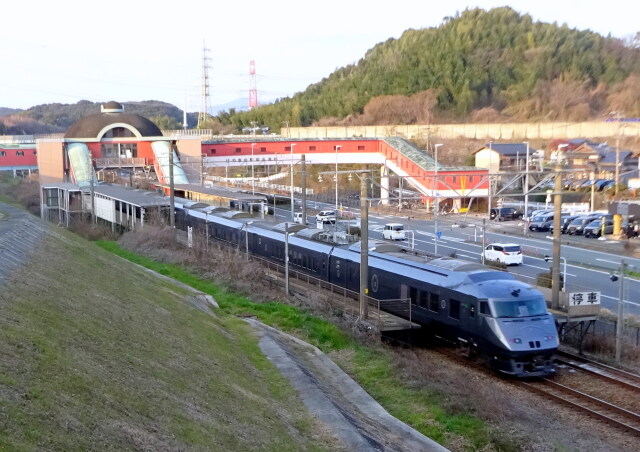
{"left": 490, "top": 207, "right": 522, "bottom": 221}
{"left": 482, "top": 243, "right": 523, "bottom": 265}
{"left": 382, "top": 223, "right": 406, "bottom": 240}
{"left": 598, "top": 180, "right": 616, "bottom": 191}
{"left": 550, "top": 215, "right": 581, "bottom": 234}
{"left": 526, "top": 209, "right": 553, "bottom": 222}
{"left": 566, "top": 214, "right": 600, "bottom": 235}
{"left": 529, "top": 213, "right": 555, "bottom": 232}
{"left": 584, "top": 219, "right": 614, "bottom": 238}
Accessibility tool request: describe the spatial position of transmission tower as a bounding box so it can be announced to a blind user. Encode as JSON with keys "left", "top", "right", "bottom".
{"left": 248, "top": 60, "right": 258, "bottom": 109}
{"left": 197, "top": 43, "right": 212, "bottom": 128}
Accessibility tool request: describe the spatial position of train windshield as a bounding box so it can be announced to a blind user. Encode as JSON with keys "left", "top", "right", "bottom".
{"left": 492, "top": 298, "right": 547, "bottom": 318}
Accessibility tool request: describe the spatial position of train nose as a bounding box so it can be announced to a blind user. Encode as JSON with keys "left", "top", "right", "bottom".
{"left": 507, "top": 326, "right": 557, "bottom": 351}
{"left": 520, "top": 326, "right": 556, "bottom": 349}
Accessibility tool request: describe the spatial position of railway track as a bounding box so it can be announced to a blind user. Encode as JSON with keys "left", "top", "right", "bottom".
{"left": 431, "top": 346, "right": 640, "bottom": 436}
{"left": 519, "top": 378, "right": 640, "bottom": 436}
{"left": 516, "top": 351, "right": 640, "bottom": 436}
{"left": 555, "top": 350, "right": 640, "bottom": 391}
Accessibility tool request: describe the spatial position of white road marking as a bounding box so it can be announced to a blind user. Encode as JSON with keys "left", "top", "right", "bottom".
{"left": 456, "top": 254, "right": 477, "bottom": 259}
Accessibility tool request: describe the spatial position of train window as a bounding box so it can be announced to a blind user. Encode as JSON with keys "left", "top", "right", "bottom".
{"left": 449, "top": 299, "right": 461, "bottom": 320}
{"left": 322, "top": 259, "right": 326, "bottom": 270}
{"left": 479, "top": 301, "right": 491, "bottom": 316}
{"left": 409, "top": 287, "right": 418, "bottom": 305}
{"left": 428, "top": 293, "right": 439, "bottom": 312}
{"left": 469, "top": 304, "right": 476, "bottom": 318}
{"left": 419, "top": 291, "right": 429, "bottom": 308}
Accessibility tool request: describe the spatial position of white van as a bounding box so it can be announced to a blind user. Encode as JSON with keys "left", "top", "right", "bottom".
{"left": 382, "top": 223, "right": 406, "bottom": 240}
{"left": 293, "top": 212, "right": 304, "bottom": 224}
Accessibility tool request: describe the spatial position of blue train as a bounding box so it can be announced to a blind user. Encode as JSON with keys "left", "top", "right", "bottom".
{"left": 175, "top": 203, "right": 557, "bottom": 377}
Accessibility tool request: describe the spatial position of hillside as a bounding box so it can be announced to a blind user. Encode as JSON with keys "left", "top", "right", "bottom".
{"left": 0, "top": 100, "right": 200, "bottom": 135}
{"left": 228, "top": 7, "right": 640, "bottom": 132}
{"left": 0, "top": 209, "right": 333, "bottom": 450}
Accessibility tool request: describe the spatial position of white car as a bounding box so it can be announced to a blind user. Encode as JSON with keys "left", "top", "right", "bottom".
{"left": 316, "top": 210, "right": 336, "bottom": 220}
{"left": 483, "top": 243, "right": 523, "bottom": 265}
{"left": 382, "top": 223, "right": 406, "bottom": 240}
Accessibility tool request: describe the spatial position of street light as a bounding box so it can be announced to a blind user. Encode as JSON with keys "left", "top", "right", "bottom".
{"left": 611, "top": 259, "right": 626, "bottom": 364}
{"left": 434, "top": 144, "right": 443, "bottom": 256}
{"left": 551, "top": 143, "right": 569, "bottom": 309}
{"left": 290, "top": 143, "right": 296, "bottom": 220}
{"left": 335, "top": 145, "right": 341, "bottom": 210}
{"left": 544, "top": 255, "right": 566, "bottom": 292}
{"left": 251, "top": 143, "right": 256, "bottom": 195}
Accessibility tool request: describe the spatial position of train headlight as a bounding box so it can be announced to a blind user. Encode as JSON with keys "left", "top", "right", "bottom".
{"left": 544, "top": 335, "right": 555, "bottom": 341}
{"left": 508, "top": 338, "right": 522, "bottom": 344}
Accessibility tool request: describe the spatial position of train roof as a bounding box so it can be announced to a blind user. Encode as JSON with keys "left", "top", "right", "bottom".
{"left": 271, "top": 222, "right": 307, "bottom": 233}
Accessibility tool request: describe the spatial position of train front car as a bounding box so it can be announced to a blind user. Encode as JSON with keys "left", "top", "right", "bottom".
{"left": 470, "top": 277, "right": 558, "bottom": 377}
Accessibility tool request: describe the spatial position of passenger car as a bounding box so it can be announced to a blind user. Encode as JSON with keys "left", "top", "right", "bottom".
{"left": 566, "top": 215, "right": 599, "bottom": 235}
{"left": 526, "top": 209, "right": 553, "bottom": 222}
{"left": 316, "top": 210, "right": 336, "bottom": 220}
{"left": 550, "top": 215, "right": 580, "bottom": 234}
{"left": 483, "top": 243, "right": 523, "bottom": 265}
{"left": 490, "top": 207, "right": 522, "bottom": 221}
{"left": 382, "top": 223, "right": 406, "bottom": 240}
{"left": 529, "top": 213, "right": 554, "bottom": 231}
{"left": 584, "top": 219, "right": 614, "bottom": 237}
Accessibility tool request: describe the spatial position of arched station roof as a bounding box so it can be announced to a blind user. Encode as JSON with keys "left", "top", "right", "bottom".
{"left": 64, "top": 101, "right": 163, "bottom": 139}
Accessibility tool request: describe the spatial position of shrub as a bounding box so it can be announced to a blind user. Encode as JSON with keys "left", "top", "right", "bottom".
{"left": 485, "top": 259, "right": 507, "bottom": 270}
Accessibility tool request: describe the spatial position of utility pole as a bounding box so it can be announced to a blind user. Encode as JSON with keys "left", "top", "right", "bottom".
{"left": 201, "top": 155, "right": 205, "bottom": 187}
{"left": 88, "top": 156, "right": 95, "bottom": 224}
{"left": 481, "top": 218, "right": 486, "bottom": 264}
{"left": 285, "top": 222, "right": 290, "bottom": 295}
{"left": 551, "top": 144, "right": 568, "bottom": 309}
{"left": 523, "top": 141, "right": 530, "bottom": 236}
{"left": 169, "top": 146, "right": 175, "bottom": 228}
{"left": 615, "top": 132, "right": 621, "bottom": 196}
{"left": 487, "top": 141, "right": 493, "bottom": 217}
{"left": 434, "top": 144, "right": 443, "bottom": 256}
{"left": 615, "top": 260, "right": 626, "bottom": 365}
{"left": 290, "top": 143, "right": 296, "bottom": 220}
{"left": 301, "top": 154, "right": 307, "bottom": 225}
{"left": 359, "top": 173, "right": 369, "bottom": 320}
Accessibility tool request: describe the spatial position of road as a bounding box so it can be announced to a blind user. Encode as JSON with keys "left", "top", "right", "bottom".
{"left": 271, "top": 202, "right": 640, "bottom": 318}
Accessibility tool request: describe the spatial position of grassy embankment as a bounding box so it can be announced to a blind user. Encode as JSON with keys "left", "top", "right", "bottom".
{"left": 0, "top": 226, "right": 333, "bottom": 451}
{"left": 96, "top": 241, "right": 508, "bottom": 450}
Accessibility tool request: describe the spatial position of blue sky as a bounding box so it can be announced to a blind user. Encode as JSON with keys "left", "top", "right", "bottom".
{"left": 1, "top": 0, "right": 637, "bottom": 112}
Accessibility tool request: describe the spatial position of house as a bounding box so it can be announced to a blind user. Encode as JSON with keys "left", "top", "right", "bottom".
{"left": 473, "top": 143, "right": 541, "bottom": 173}
{"left": 564, "top": 140, "right": 638, "bottom": 182}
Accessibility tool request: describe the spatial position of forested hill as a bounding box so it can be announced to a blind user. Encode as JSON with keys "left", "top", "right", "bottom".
{"left": 0, "top": 100, "right": 197, "bottom": 135}
{"left": 225, "top": 7, "right": 640, "bottom": 132}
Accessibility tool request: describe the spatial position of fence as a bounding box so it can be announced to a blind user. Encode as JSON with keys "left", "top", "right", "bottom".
{"left": 182, "top": 229, "right": 414, "bottom": 331}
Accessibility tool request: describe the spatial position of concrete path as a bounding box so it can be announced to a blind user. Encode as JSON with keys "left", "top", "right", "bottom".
{"left": 246, "top": 318, "right": 449, "bottom": 452}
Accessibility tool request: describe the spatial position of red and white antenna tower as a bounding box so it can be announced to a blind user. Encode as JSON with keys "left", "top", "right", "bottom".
{"left": 248, "top": 60, "right": 258, "bottom": 109}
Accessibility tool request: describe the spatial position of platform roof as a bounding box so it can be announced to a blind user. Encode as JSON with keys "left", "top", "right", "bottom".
{"left": 158, "top": 183, "right": 267, "bottom": 201}
{"left": 42, "top": 182, "right": 170, "bottom": 208}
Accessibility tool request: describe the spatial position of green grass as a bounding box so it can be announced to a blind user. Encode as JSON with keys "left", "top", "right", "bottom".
{"left": 96, "top": 240, "right": 502, "bottom": 450}
{"left": 0, "top": 232, "right": 333, "bottom": 451}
